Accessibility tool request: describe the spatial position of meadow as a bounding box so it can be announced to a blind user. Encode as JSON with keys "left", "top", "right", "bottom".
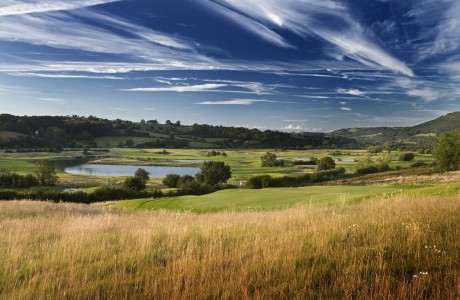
{"left": 1, "top": 194, "right": 459, "bottom": 299}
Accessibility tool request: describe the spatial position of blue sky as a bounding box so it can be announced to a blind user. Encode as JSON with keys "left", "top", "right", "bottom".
{"left": 1, "top": 0, "right": 460, "bottom": 132}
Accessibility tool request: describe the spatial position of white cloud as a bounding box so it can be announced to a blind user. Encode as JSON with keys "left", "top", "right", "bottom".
{"left": 195, "top": 99, "right": 277, "bottom": 105}
{"left": 340, "top": 107, "right": 352, "bottom": 111}
{"left": 123, "top": 84, "right": 227, "bottom": 93}
{"left": 339, "top": 101, "right": 347, "bottom": 105}
{"left": 199, "top": 0, "right": 414, "bottom": 76}
{"left": 196, "top": 0, "right": 293, "bottom": 48}
{"left": 283, "top": 124, "right": 305, "bottom": 131}
{"left": 337, "top": 88, "right": 366, "bottom": 96}
{"left": 0, "top": 0, "right": 121, "bottom": 16}
{"left": 0, "top": 10, "right": 216, "bottom": 71}
{"left": 9, "top": 72, "right": 122, "bottom": 80}
{"left": 282, "top": 119, "right": 307, "bottom": 122}
{"left": 407, "top": 88, "right": 439, "bottom": 102}
{"left": 36, "top": 97, "right": 65, "bottom": 104}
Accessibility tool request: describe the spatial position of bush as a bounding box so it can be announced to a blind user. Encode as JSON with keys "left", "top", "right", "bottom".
{"left": 177, "top": 181, "right": 216, "bottom": 196}
{"left": 411, "top": 162, "right": 427, "bottom": 168}
{"left": 356, "top": 166, "right": 380, "bottom": 175}
{"left": 246, "top": 175, "right": 273, "bottom": 189}
{"left": 162, "top": 174, "right": 181, "bottom": 188}
{"left": 246, "top": 169, "right": 345, "bottom": 189}
{"left": 292, "top": 160, "right": 317, "bottom": 166}
{"left": 399, "top": 152, "right": 415, "bottom": 161}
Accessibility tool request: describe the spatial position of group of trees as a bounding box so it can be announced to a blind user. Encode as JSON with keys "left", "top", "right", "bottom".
{"left": 163, "top": 161, "right": 232, "bottom": 195}
{"left": 0, "top": 160, "right": 58, "bottom": 189}
{"left": 124, "top": 168, "right": 150, "bottom": 191}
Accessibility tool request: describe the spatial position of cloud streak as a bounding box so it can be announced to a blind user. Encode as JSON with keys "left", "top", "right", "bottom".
{"left": 0, "top": 0, "right": 122, "bottom": 16}
{"left": 195, "top": 99, "right": 279, "bottom": 105}
{"left": 199, "top": 0, "right": 414, "bottom": 76}
{"left": 124, "top": 84, "right": 226, "bottom": 93}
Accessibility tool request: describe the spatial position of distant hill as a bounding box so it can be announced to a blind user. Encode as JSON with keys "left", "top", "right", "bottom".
{"left": 0, "top": 114, "right": 358, "bottom": 150}
{"left": 332, "top": 112, "right": 460, "bottom": 148}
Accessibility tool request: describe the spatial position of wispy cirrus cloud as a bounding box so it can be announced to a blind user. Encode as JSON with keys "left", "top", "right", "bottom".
{"left": 8, "top": 72, "right": 123, "bottom": 80}
{"left": 340, "top": 107, "right": 352, "bottom": 111}
{"left": 0, "top": 10, "right": 217, "bottom": 71}
{"left": 36, "top": 97, "right": 65, "bottom": 104}
{"left": 0, "top": 0, "right": 122, "bottom": 16}
{"left": 198, "top": 0, "right": 414, "bottom": 76}
{"left": 123, "top": 84, "right": 226, "bottom": 93}
{"left": 195, "top": 99, "right": 279, "bottom": 105}
{"left": 337, "top": 88, "right": 366, "bottom": 96}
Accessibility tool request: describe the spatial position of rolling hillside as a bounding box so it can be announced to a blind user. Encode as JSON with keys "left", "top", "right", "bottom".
{"left": 332, "top": 112, "right": 460, "bottom": 147}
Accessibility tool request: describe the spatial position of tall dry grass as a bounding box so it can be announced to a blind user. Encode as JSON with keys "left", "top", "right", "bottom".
{"left": 0, "top": 195, "right": 459, "bottom": 299}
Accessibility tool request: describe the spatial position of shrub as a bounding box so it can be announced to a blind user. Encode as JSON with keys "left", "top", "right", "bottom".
{"left": 411, "top": 162, "right": 427, "bottom": 168}
{"left": 246, "top": 175, "right": 273, "bottom": 189}
{"left": 399, "top": 152, "right": 415, "bottom": 161}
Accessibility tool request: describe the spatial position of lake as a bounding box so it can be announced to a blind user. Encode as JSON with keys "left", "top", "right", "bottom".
{"left": 64, "top": 164, "right": 200, "bottom": 177}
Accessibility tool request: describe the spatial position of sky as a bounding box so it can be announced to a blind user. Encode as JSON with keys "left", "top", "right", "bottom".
{"left": 1, "top": 0, "right": 460, "bottom": 132}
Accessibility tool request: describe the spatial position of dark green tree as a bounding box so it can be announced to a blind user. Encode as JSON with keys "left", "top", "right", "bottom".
{"left": 260, "top": 152, "right": 278, "bottom": 167}
{"left": 123, "top": 177, "right": 145, "bottom": 191}
{"left": 317, "top": 157, "right": 336, "bottom": 171}
{"left": 162, "top": 174, "right": 181, "bottom": 188}
{"left": 33, "top": 160, "right": 58, "bottom": 186}
{"left": 135, "top": 168, "right": 150, "bottom": 185}
{"left": 433, "top": 129, "right": 460, "bottom": 171}
{"left": 196, "top": 161, "right": 232, "bottom": 185}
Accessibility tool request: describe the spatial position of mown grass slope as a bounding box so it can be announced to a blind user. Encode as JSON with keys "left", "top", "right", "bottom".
{"left": 112, "top": 184, "right": 423, "bottom": 212}
{"left": 1, "top": 196, "right": 459, "bottom": 299}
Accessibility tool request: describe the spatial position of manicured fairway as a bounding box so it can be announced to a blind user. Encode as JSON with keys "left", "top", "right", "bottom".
{"left": 112, "top": 184, "right": 418, "bottom": 212}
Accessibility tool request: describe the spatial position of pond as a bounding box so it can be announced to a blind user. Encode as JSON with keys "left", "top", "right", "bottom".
{"left": 64, "top": 164, "right": 200, "bottom": 177}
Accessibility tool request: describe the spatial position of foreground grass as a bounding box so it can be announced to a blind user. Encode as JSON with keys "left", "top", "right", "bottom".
{"left": 113, "top": 184, "right": 417, "bottom": 212}
{"left": 1, "top": 196, "right": 459, "bottom": 299}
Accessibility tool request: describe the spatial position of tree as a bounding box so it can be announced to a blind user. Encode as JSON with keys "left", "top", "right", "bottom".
{"left": 33, "top": 160, "right": 58, "bottom": 186}
{"left": 197, "top": 161, "right": 232, "bottom": 185}
{"left": 433, "top": 129, "right": 460, "bottom": 171}
{"left": 317, "top": 157, "right": 336, "bottom": 171}
{"left": 162, "top": 174, "right": 181, "bottom": 188}
{"left": 260, "top": 152, "right": 278, "bottom": 167}
{"left": 123, "top": 177, "right": 145, "bottom": 191}
{"left": 135, "top": 168, "right": 150, "bottom": 185}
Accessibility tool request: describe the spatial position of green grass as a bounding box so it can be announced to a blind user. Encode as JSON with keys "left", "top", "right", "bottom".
{"left": 112, "top": 184, "right": 418, "bottom": 212}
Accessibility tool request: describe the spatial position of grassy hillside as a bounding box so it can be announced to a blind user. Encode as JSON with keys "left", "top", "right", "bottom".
{"left": 1, "top": 196, "right": 459, "bottom": 299}
{"left": 332, "top": 111, "right": 460, "bottom": 147}
{"left": 112, "top": 184, "right": 426, "bottom": 212}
